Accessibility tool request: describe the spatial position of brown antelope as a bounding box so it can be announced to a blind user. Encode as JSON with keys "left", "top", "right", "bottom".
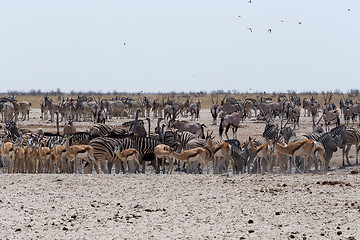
{"left": 23, "top": 140, "right": 36, "bottom": 173}
{"left": 249, "top": 137, "right": 271, "bottom": 173}
{"left": 14, "top": 142, "right": 26, "bottom": 173}
{"left": 35, "top": 142, "right": 52, "bottom": 173}
{"left": 63, "top": 118, "right": 76, "bottom": 135}
{"left": 64, "top": 137, "right": 95, "bottom": 174}
{"left": 271, "top": 139, "right": 324, "bottom": 174}
{"left": 0, "top": 139, "right": 16, "bottom": 173}
{"left": 114, "top": 147, "right": 141, "bottom": 174}
{"left": 171, "top": 137, "right": 214, "bottom": 174}
{"left": 213, "top": 142, "right": 231, "bottom": 174}
{"left": 154, "top": 144, "right": 174, "bottom": 174}
{"left": 51, "top": 143, "right": 67, "bottom": 173}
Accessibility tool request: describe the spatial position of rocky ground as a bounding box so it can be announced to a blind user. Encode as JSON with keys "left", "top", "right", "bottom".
{"left": 1, "top": 108, "right": 360, "bottom": 239}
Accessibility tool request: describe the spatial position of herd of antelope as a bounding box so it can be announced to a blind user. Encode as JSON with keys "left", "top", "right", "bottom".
{"left": 0, "top": 92, "right": 359, "bottom": 175}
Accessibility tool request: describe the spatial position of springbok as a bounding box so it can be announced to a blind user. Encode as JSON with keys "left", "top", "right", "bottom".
{"left": 114, "top": 147, "right": 141, "bottom": 174}
{"left": 153, "top": 144, "right": 174, "bottom": 174}
{"left": 51, "top": 143, "right": 67, "bottom": 173}
{"left": 64, "top": 137, "right": 96, "bottom": 174}
{"left": 249, "top": 137, "right": 271, "bottom": 174}
{"left": 271, "top": 139, "right": 325, "bottom": 174}
{"left": 170, "top": 137, "right": 214, "bottom": 174}
{"left": 0, "top": 139, "right": 16, "bottom": 173}
{"left": 213, "top": 142, "right": 231, "bottom": 174}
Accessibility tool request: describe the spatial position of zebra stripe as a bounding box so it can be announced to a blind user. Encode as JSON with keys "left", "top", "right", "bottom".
{"left": 303, "top": 132, "right": 338, "bottom": 170}
{"left": 90, "top": 123, "right": 112, "bottom": 138}
{"left": 262, "top": 123, "right": 279, "bottom": 140}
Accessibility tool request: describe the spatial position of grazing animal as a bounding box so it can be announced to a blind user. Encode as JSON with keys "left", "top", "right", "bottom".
{"left": 63, "top": 119, "right": 76, "bottom": 135}
{"left": 154, "top": 144, "right": 174, "bottom": 174}
{"left": 114, "top": 147, "right": 141, "bottom": 174}
{"left": 271, "top": 139, "right": 324, "bottom": 174}
{"left": 219, "top": 111, "right": 244, "bottom": 140}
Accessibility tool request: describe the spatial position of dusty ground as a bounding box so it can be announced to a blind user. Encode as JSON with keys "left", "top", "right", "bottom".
{"left": 1, "top": 108, "right": 360, "bottom": 239}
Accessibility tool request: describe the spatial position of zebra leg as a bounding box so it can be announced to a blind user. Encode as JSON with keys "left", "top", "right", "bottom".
{"left": 107, "top": 161, "right": 113, "bottom": 174}
{"left": 345, "top": 145, "right": 352, "bottom": 165}
{"left": 115, "top": 162, "right": 121, "bottom": 174}
{"left": 141, "top": 161, "right": 146, "bottom": 174}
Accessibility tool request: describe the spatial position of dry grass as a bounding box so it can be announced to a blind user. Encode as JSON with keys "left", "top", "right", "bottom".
{"left": 1, "top": 92, "right": 355, "bottom": 109}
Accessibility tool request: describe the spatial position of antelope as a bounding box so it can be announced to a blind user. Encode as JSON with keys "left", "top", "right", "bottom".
{"left": 63, "top": 118, "right": 77, "bottom": 135}
{"left": 210, "top": 95, "right": 220, "bottom": 125}
{"left": 64, "top": 137, "right": 96, "bottom": 174}
{"left": 154, "top": 144, "right": 174, "bottom": 174}
{"left": 170, "top": 137, "right": 214, "bottom": 174}
{"left": 51, "top": 143, "right": 67, "bottom": 173}
{"left": 170, "top": 120, "right": 205, "bottom": 139}
{"left": 114, "top": 147, "right": 141, "bottom": 174}
{"left": 0, "top": 139, "right": 16, "bottom": 173}
{"left": 219, "top": 111, "right": 244, "bottom": 140}
{"left": 35, "top": 142, "right": 52, "bottom": 173}
{"left": 14, "top": 140, "right": 25, "bottom": 173}
{"left": 323, "top": 109, "right": 340, "bottom": 131}
{"left": 213, "top": 142, "right": 231, "bottom": 174}
{"left": 289, "top": 107, "right": 301, "bottom": 129}
{"left": 249, "top": 137, "right": 271, "bottom": 173}
{"left": 271, "top": 139, "right": 325, "bottom": 174}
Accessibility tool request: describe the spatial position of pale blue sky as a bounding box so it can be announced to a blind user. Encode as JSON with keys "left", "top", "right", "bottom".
{"left": 0, "top": 1, "right": 359, "bottom": 93}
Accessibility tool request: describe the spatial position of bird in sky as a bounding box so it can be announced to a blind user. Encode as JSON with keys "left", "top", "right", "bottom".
{"left": 280, "top": 20, "right": 284, "bottom": 23}
{"left": 123, "top": 43, "right": 126, "bottom": 46}
{"left": 238, "top": 16, "right": 241, "bottom": 18}
{"left": 268, "top": 29, "right": 272, "bottom": 33}
{"left": 348, "top": 8, "right": 351, "bottom": 11}
{"left": 247, "top": 27, "right": 253, "bottom": 32}
{"left": 298, "top": 21, "right": 302, "bottom": 25}
{"left": 248, "top": 0, "right": 251, "bottom": 3}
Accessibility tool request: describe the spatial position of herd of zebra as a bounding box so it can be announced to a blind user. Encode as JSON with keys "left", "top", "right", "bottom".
{"left": 0, "top": 92, "right": 360, "bottom": 175}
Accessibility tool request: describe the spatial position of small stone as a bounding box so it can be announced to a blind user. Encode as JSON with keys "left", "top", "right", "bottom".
{"left": 15, "top": 228, "right": 21, "bottom": 232}
{"left": 248, "top": 230, "right": 254, "bottom": 233}
{"left": 337, "top": 231, "right": 342, "bottom": 235}
{"left": 290, "top": 234, "right": 295, "bottom": 238}
{"left": 275, "top": 212, "right": 280, "bottom": 215}
{"left": 248, "top": 219, "right": 254, "bottom": 224}
{"left": 63, "top": 227, "right": 68, "bottom": 231}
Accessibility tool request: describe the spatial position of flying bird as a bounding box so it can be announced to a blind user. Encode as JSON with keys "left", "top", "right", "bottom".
{"left": 247, "top": 27, "right": 253, "bottom": 32}
{"left": 268, "top": 29, "right": 272, "bottom": 33}
{"left": 123, "top": 43, "right": 126, "bottom": 45}
{"left": 248, "top": 0, "right": 252, "bottom": 3}
{"left": 280, "top": 20, "right": 284, "bottom": 23}
{"left": 348, "top": 8, "right": 351, "bottom": 11}
{"left": 298, "top": 21, "right": 302, "bottom": 25}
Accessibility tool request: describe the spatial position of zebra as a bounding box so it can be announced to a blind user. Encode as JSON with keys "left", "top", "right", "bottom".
{"left": 69, "top": 132, "right": 92, "bottom": 145}
{"left": 262, "top": 121, "right": 279, "bottom": 141}
{"left": 89, "top": 137, "right": 130, "bottom": 174}
{"left": 339, "top": 127, "right": 360, "bottom": 166}
{"left": 89, "top": 123, "right": 112, "bottom": 138}
{"left": 90, "top": 136, "right": 161, "bottom": 174}
{"left": 303, "top": 132, "right": 338, "bottom": 172}
{"left": 41, "top": 96, "right": 56, "bottom": 121}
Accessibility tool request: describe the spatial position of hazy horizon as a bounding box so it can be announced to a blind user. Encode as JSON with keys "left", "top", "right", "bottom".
{"left": 1, "top": 1, "right": 359, "bottom": 93}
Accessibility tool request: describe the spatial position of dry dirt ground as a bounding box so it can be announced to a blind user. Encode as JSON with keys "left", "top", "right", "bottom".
{"left": 1, "top": 108, "right": 360, "bottom": 239}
